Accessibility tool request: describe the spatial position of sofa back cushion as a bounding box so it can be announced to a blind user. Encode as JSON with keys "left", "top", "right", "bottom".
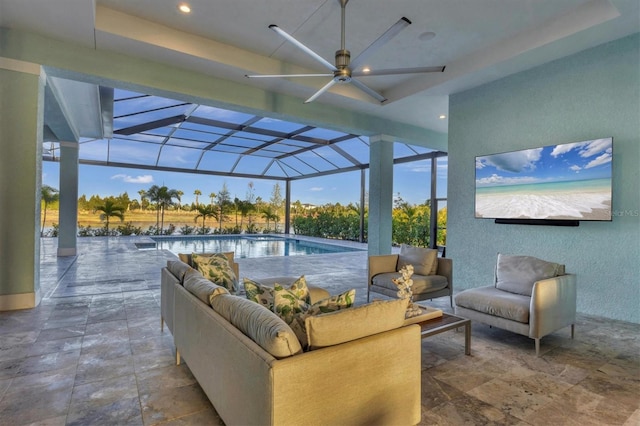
{"left": 210, "top": 294, "right": 303, "bottom": 358}
{"left": 495, "top": 254, "right": 563, "bottom": 296}
{"left": 398, "top": 245, "right": 438, "bottom": 276}
{"left": 305, "top": 298, "right": 409, "bottom": 351}
{"left": 183, "top": 269, "right": 229, "bottom": 304}
{"left": 167, "top": 260, "right": 192, "bottom": 284}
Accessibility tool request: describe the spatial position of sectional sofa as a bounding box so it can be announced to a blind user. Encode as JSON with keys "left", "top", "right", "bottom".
{"left": 160, "top": 255, "right": 422, "bottom": 426}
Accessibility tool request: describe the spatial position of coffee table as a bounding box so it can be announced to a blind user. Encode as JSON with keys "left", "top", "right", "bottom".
{"left": 414, "top": 311, "right": 471, "bottom": 355}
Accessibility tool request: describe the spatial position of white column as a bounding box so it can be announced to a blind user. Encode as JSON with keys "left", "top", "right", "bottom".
{"left": 368, "top": 134, "right": 394, "bottom": 255}
{"left": 57, "top": 142, "right": 79, "bottom": 256}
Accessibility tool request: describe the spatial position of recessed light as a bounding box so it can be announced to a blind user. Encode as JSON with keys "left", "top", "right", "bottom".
{"left": 439, "top": 114, "right": 447, "bottom": 119}
{"left": 362, "top": 67, "right": 371, "bottom": 73}
{"left": 178, "top": 3, "right": 191, "bottom": 13}
{"left": 419, "top": 32, "right": 436, "bottom": 42}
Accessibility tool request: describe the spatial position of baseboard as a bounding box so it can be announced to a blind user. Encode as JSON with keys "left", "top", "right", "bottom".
{"left": 0, "top": 289, "right": 41, "bottom": 311}
{"left": 57, "top": 247, "right": 77, "bottom": 256}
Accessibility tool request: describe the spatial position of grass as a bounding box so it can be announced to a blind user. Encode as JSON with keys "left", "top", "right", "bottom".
{"left": 41, "top": 209, "right": 273, "bottom": 231}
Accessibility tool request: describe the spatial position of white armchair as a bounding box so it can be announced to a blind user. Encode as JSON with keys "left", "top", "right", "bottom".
{"left": 454, "top": 254, "right": 576, "bottom": 356}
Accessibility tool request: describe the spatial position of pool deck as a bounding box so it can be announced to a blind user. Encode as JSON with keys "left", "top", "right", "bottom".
{"left": 40, "top": 235, "right": 378, "bottom": 305}
{"left": 1, "top": 236, "right": 637, "bottom": 425}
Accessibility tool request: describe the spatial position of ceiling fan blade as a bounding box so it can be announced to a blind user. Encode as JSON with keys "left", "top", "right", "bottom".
{"left": 304, "top": 79, "right": 337, "bottom": 104}
{"left": 245, "top": 73, "right": 333, "bottom": 78}
{"left": 352, "top": 66, "right": 445, "bottom": 77}
{"left": 350, "top": 78, "right": 387, "bottom": 103}
{"left": 269, "top": 25, "right": 337, "bottom": 72}
{"left": 350, "top": 17, "right": 411, "bottom": 71}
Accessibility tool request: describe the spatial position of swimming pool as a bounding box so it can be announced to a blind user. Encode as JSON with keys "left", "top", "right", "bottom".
{"left": 151, "top": 235, "right": 364, "bottom": 258}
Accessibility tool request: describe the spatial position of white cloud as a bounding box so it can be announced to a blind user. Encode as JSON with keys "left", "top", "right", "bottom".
{"left": 310, "top": 187, "right": 324, "bottom": 191}
{"left": 483, "top": 148, "right": 542, "bottom": 173}
{"left": 570, "top": 165, "right": 582, "bottom": 172}
{"left": 579, "top": 139, "right": 612, "bottom": 158}
{"left": 551, "top": 142, "right": 581, "bottom": 157}
{"left": 585, "top": 152, "right": 612, "bottom": 169}
{"left": 476, "top": 174, "right": 539, "bottom": 186}
{"left": 550, "top": 138, "right": 612, "bottom": 158}
{"left": 111, "top": 174, "right": 154, "bottom": 184}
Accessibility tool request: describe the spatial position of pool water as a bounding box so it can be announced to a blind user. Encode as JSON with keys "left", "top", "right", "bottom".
{"left": 151, "top": 235, "right": 362, "bottom": 258}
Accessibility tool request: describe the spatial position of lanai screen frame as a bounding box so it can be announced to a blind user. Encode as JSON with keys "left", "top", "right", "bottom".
{"left": 43, "top": 88, "right": 447, "bottom": 245}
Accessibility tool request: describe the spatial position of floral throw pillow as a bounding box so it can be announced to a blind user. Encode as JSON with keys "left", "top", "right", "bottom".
{"left": 192, "top": 253, "right": 238, "bottom": 294}
{"left": 272, "top": 284, "right": 355, "bottom": 348}
{"left": 243, "top": 276, "right": 310, "bottom": 310}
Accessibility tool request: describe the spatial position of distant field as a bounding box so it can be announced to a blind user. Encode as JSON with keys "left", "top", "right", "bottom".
{"left": 41, "top": 209, "right": 274, "bottom": 231}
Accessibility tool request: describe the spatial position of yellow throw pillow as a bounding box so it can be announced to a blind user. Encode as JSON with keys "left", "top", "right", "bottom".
{"left": 305, "top": 298, "right": 409, "bottom": 350}
{"left": 272, "top": 284, "right": 355, "bottom": 348}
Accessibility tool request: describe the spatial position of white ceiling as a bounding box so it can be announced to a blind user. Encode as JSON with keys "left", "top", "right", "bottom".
{"left": 1, "top": 0, "right": 638, "bottom": 134}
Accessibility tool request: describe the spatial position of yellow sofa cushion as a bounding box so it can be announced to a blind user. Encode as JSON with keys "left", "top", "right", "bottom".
{"left": 210, "top": 294, "right": 303, "bottom": 358}
{"left": 272, "top": 285, "right": 355, "bottom": 348}
{"left": 183, "top": 268, "right": 229, "bottom": 305}
{"left": 305, "top": 298, "right": 409, "bottom": 350}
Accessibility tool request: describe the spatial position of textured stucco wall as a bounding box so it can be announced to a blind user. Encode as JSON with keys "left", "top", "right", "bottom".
{"left": 447, "top": 33, "right": 640, "bottom": 323}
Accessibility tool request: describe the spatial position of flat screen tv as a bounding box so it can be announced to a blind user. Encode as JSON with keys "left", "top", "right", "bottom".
{"left": 475, "top": 137, "right": 613, "bottom": 224}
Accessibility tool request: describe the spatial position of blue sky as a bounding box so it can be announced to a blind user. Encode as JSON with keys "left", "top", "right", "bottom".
{"left": 42, "top": 156, "right": 448, "bottom": 206}
{"left": 475, "top": 138, "right": 613, "bottom": 187}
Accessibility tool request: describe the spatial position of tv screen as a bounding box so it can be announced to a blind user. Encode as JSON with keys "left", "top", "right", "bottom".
{"left": 475, "top": 137, "right": 613, "bottom": 221}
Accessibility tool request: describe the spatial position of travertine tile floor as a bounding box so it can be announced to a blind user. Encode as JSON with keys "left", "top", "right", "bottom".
{"left": 0, "top": 237, "right": 638, "bottom": 425}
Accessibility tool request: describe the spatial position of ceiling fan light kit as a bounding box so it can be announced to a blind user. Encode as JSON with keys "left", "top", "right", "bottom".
{"left": 245, "top": 0, "right": 445, "bottom": 104}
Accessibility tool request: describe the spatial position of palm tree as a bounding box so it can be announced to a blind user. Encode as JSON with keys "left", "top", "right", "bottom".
{"left": 237, "top": 199, "right": 254, "bottom": 229}
{"left": 41, "top": 185, "right": 59, "bottom": 236}
{"left": 144, "top": 185, "right": 181, "bottom": 234}
{"left": 209, "top": 192, "right": 216, "bottom": 206}
{"left": 137, "top": 189, "right": 146, "bottom": 210}
{"left": 194, "top": 204, "right": 217, "bottom": 234}
{"left": 193, "top": 189, "right": 201, "bottom": 207}
{"left": 176, "top": 190, "right": 184, "bottom": 210}
{"left": 143, "top": 185, "right": 161, "bottom": 233}
{"left": 93, "top": 199, "right": 125, "bottom": 234}
{"left": 261, "top": 206, "right": 279, "bottom": 231}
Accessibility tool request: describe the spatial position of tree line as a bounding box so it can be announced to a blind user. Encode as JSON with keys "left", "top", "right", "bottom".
{"left": 41, "top": 182, "right": 447, "bottom": 247}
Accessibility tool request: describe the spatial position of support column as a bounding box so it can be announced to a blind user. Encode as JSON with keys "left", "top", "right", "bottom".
{"left": 58, "top": 142, "right": 79, "bottom": 256}
{"left": 430, "top": 156, "right": 438, "bottom": 249}
{"left": 359, "top": 168, "right": 366, "bottom": 243}
{"left": 367, "top": 135, "right": 394, "bottom": 255}
{"left": 284, "top": 180, "right": 291, "bottom": 235}
{"left": 0, "top": 58, "right": 44, "bottom": 310}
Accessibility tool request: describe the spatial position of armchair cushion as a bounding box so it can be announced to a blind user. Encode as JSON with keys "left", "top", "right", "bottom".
{"left": 455, "top": 286, "right": 530, "bottom": 323}
{"left": 398, "top": 245, "right": 438, "bottom": 276}
{"left": 495, "top": 254, "right": 563, "bottom": 296}
{"left": 372, "top": 272, "right": 449, "bottom": 294}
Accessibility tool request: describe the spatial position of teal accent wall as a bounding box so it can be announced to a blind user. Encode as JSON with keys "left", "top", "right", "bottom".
{"left": 448, "top": 33, "right": 640, "bottom": 324}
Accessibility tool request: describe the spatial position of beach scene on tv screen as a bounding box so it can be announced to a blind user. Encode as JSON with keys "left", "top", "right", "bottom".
{"left": 475, "top": 138, "right": 612, "bottom": 220}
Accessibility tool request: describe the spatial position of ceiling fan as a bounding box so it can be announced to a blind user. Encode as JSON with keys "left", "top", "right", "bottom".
{"left": 245, "top": 0, "right": 445, "bottom": 104}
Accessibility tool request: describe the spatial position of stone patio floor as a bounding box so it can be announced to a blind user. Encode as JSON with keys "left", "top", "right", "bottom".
{"left": 0, "top": 236, "right": 638, "bottom": 425}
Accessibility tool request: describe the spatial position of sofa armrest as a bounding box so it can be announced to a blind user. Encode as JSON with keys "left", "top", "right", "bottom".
{"left": 368, "top": 254, "right": 399, "bottom": 284}
{"left": 529, "top": 274, "right": 577, "bottom": 338}
{"left": 436, "top": 257, "right": 453, "bottom": 290}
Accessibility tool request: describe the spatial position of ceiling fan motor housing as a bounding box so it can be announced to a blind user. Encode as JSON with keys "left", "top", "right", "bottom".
{"left": 334, "top": 49, "right": 352, "bottom": 82}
